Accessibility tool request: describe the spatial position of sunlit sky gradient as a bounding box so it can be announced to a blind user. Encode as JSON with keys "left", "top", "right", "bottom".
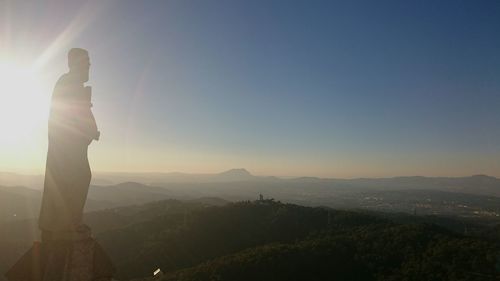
{"left": 0, "top": 0, "right": 499, "bottom": 178}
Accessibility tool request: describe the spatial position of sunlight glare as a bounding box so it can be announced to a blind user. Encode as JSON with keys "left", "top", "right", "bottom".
{"left": 0, "top": 61, "right": 50, "bottom": 145}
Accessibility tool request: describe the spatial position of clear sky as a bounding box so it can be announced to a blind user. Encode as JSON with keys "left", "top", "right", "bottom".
{"left": 0, "top": 0, "right": 499, "bottom": 178}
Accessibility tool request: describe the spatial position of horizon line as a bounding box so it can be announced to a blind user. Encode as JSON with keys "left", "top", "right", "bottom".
{"left": 0, "top": 169, "right": 497, "bottom": 181}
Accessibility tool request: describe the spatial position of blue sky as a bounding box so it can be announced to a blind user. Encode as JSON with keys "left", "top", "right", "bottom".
{"left": 1, "top": 0, "right": 499, "bottom": 177}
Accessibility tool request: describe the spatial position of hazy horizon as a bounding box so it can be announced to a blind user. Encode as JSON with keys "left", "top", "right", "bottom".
{"left": 1, "top": 167, "right": 498, "bottom": 180}
{"left": 1, "top": 0, "right": 499, "bottom": 178}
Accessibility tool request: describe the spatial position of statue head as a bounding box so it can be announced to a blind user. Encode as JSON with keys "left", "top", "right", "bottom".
{"left": 68, "top": 48, "right": 90, "bottom": 83}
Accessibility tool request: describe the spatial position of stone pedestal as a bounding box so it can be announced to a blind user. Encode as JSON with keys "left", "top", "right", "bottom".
{"left": 5, "top": 228, "right": 115, "bottom": 281}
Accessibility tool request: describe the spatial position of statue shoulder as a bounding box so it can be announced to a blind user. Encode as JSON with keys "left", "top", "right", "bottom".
{"left": 54, "top": 73, "right": 72, "bottom": 88}
{"left": 53, "top": 73, "right": 80, "bottom": 98}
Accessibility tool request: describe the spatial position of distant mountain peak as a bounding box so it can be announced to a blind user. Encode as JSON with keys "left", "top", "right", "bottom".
{"left": 218, "top": 168, "right": 253, "bottom": 177}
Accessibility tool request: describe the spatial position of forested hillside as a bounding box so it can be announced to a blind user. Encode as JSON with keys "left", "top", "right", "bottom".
{"left": 91, "top": 200, "right": 499, "bottom": 281}
{"left": 162, "top": 226, "right": 496, "bottom": 281}
{"left": 2, "top": 199, "right": 498, "bottom": 281}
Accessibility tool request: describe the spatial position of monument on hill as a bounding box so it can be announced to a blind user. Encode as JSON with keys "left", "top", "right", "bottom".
{"left": 5, "top": 48, "right": 115, "bottom": 281}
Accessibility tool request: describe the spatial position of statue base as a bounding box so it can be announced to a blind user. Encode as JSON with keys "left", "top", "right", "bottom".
{"left": 5, "top": 228, "right": 115, "bottom": 281}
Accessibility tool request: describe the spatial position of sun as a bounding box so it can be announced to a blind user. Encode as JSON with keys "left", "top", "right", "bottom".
{"left": 0, "top": 60, "right": 51, "bottom": 145}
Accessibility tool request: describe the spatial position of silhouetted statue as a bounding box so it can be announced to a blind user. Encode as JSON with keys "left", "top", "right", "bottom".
{"left": 39, "top": 48, "right": 100, "bottom": 235}
{"left": 39, "top": 48, "right": 99, "bottom": 235}
{"left": 5, "top": 49, "right": 114, "bottom": 281}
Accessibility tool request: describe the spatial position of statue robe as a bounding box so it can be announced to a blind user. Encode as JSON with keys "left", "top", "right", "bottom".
{"left": 39, "top": 73, "right": 98, "bottom": 233}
